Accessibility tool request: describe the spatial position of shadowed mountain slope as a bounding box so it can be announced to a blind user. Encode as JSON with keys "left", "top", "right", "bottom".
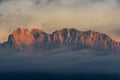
{"left": 1, "top": 28, "right": 120, "bottom": 52}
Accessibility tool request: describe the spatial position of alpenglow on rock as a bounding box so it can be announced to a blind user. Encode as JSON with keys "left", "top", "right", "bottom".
{"left": 1, "top": 28, "right": 120, "bottom": 52}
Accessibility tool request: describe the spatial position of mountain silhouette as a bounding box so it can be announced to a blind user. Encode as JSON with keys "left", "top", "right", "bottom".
{"left": 0, "top": 28, "right": 120, "bottom": 52}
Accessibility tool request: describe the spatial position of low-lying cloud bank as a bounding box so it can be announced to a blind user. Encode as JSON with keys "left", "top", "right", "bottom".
{"left": 0, "top": 48, "right": 120, "bottom": 74}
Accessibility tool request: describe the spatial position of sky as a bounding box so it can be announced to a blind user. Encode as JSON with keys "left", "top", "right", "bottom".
{"left": 0, "top": 0, "right": 120, "bottom": 42}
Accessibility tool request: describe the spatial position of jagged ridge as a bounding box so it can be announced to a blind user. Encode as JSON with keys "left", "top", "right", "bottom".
{"left": 1, "top": 28, "right": 120, "bottom": 52}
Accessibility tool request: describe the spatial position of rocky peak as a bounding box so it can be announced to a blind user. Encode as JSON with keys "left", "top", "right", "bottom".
{"left": 51, "top": 28, "right": 78, "bottom": 43}
{"left": 5, "top": 28, "right": 120, "bottom": 52}
{"left": 31, "top": 28, "right": 51, "bottom": 48}
{"left": 8, "top": 28, "right": 34, "bottom": 51}
{"left": 31, "top": 28, "right": 45, "bottom": 40}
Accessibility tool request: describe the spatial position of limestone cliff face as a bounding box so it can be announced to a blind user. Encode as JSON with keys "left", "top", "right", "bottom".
{"left": 51, "top": 28, "right": 120, "bottom": 51}
{"left": 31, "top": 29, "right": 51, "bottom": 48}
{"left": 5, "top": 28, "right": 120, "bottom": 52}
{"left": 8, "top": 28, "right": 34, "bottom": 51}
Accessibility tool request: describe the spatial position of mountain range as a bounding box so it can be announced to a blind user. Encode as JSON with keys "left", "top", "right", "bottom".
{"left": 0, "top": 28, "right": 120, "bottom": 52}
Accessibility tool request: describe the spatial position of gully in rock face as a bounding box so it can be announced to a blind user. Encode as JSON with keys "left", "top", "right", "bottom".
{"left": 0, "top": 28, "right": 119, "bottom": 52}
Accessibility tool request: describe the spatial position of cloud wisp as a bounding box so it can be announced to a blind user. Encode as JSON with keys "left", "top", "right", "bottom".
{"left": 0, "top": 0, "right": 120, "bottom": 41}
